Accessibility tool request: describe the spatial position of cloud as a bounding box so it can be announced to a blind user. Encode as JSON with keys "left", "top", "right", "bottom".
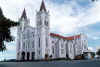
{"left": 96, "top": 46, "right": 100, "bottom": 51}
{"left": 87, "top": 32, "right": 100, "bottom": 40}
{"left": 0, "top": 0, "right": 100, "bottom": 59}
{"left": 0, "top": 0, "right": 100, "bottom": 35}
{"left": 78, "top": 1, "right": 100, "bottom": 27}
{"left": 6, "top": 43, "right": 16, "bottom": 51}
{"left": 0, "top": 42, "right": 16, "bottom": 61}
{"left": 88, "top": 47, "right": 95, "bottom": 52}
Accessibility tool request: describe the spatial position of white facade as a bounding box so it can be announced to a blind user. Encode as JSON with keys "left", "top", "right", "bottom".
{"left": 16, "top": 0, "right": 88, "bottom": 60}
{"left": 50, "top": 33, "right": 88, "bottom": 59}
{"left": 16, "top": 9, "right": 36, "bottom": 60}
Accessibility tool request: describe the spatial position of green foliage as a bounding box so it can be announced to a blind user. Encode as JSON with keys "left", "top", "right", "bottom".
{"left": 96, "top": 49, "right": 100, "bottom": 56}
{"left": 0, "top": 7, "right": 19, "bottom": 51}
{"left": 0, "top": 42, "right": 6, "bottom": 51}
{"left": 91, "top": 52, "right": 95, "bottom": 57}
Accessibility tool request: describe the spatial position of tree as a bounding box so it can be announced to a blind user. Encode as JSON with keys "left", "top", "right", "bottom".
{"left": 0, "top": 7, "right": 19, "bottom": 51}
{"left": 91, "top": 52, "right": 95, "bottom": 58}
{"left": 96, "top": 49, "right": 100, "bottom": 56}
{"left": 92, "top": 0, "right": 98, "bottom": 2}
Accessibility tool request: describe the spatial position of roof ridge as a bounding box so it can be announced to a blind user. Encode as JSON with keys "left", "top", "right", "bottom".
{"left": 50, "top": 33, "right": 81, "bottom": 40}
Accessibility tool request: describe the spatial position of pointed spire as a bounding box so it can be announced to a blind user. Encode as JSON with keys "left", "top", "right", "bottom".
{"left": 0, "top": 7, "right": 3, "bottom": 17}
{"left": 40, "top": 0, "right": 46, "bottom": 11}
{"left": 21, "top": 8, "right": 27, "bottom": 19}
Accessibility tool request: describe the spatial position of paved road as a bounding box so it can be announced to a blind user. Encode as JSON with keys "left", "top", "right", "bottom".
{"left": 0, "top": 60, "right": 100, "bottom": 67}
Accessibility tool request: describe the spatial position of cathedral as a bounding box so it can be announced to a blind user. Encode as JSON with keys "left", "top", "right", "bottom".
{"left": 16, "top": 0, "right": 88, "bottom": 61}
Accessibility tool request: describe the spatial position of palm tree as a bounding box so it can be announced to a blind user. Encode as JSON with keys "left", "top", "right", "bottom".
{"left": 0, "top": 7, "right": 19, "bottom": 51}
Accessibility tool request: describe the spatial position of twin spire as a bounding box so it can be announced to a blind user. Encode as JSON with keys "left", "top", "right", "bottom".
{"left": 21, "top": 8, "right": 27, "bottom": 19}
{"left": 40, "top": 0, "right": 46, "bottom": 11}
{"left": 21, "top": 0, "right": 46, "bottom": 19}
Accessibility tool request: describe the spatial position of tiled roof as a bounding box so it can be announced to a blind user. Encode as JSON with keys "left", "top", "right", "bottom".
{"left": 50, "top": 33, "right": 81, "bottom": 40}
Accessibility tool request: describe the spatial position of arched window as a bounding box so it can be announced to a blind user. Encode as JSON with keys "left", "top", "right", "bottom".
{"left": 45, "top": 20, "right": 48, "bottom": 26}
{"left": 18, "top": 42, "right": 20, "bottom": 50}
{"left": 21, "top": 52, "right": 25, "bottom": 61}
{"left": 52, "top": 46, "right": 54, "bottom": 54}
{"left": 23, "top": 42, "right": 25, "bottom": 49}
{"left": 46, "top": 37, "right": 48, "bottom": 47}
{"left": 32, "top": 41, "right": 34, "bottom": 48}
{"left": 17, "top": 53, "right": 19, "bottom": 56}
{"left": 17, "top": 53, "right": 19, "bottom": 59}
{"left": 33, "top": 34, "right": 34, "bottom": 37}
{"left": 39, "top": 38, "right": 40, "bottom": 48}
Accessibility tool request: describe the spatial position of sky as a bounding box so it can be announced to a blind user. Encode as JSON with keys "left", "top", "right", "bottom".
{"left": 0, "top": 0, "right": 100, "bottom": 60}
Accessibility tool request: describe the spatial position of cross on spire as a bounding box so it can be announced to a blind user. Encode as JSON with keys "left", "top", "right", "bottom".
{"left": 21, "top": 8, "right": 27, "bottom": 19}
{"left": 40, "top": 0, "right": 46, "bottom": 11}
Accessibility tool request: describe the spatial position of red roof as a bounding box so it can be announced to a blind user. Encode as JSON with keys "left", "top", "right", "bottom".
{"left": 40, "top": 0, "right": 46, "bottom": 11}
{"left": 50, "top": 33, "right": 81, "bottom": 40}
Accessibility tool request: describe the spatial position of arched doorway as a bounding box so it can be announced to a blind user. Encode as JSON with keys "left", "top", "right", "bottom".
{"left": 32, "top": 52, "right": 35, "bottom": 60}
{"left": 45, "top": 54, "right": 49, "bottom": 60}
{"left": 17, "top": 53, "right": 19, "bottom": 59}
{"left": 27, "top": 52, "right": 30, "bottom": 61}
{"left": 21, "top": 52, "right": 25, "bottom": 61}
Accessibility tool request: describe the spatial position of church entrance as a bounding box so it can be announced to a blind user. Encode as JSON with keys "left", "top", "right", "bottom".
{"left": 45, "top": 54, "right": 49, "bottom": 60}
{"left": 27, "top": 52, "right": 30, "bottom": 61}
{"left": 21, "top": 52, "right": 25, "bottom": 61}
{"left": 32, "top": 52, "right": 35, "bottom": 60}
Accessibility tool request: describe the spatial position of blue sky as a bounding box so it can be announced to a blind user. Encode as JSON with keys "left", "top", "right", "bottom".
{"left": 0, "top": 0, "right": 100, "bottom": 60}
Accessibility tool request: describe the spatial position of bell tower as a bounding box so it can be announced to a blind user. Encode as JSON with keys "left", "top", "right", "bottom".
{"left": 19, "top": 8, "right": 29, "bottom": 31}
{"left": 36, "top": 0, "right": 50, "bottom": 59}
{"left": 17, "top": 8, "right": 30, "bottom": 60}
